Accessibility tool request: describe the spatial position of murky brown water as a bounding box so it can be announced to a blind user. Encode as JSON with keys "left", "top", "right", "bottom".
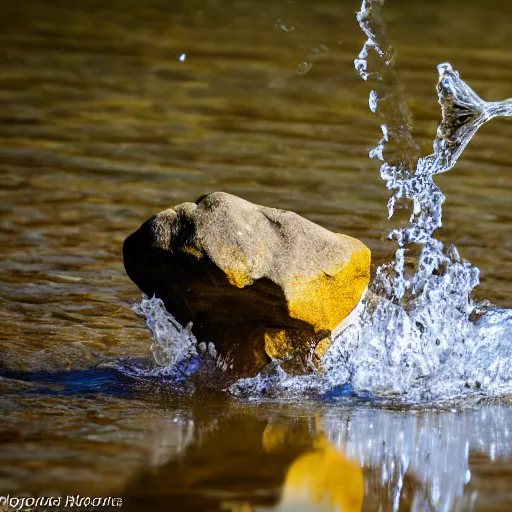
{"left": 0, "top": 0, "right": 511, "bottom": 510}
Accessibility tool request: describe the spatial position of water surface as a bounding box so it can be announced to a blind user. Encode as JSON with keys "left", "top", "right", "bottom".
{"left": 0, "top": 0, "right": 511, "bottom": 509}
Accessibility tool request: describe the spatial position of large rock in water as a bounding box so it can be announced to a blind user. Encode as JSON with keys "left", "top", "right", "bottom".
{"left": 123, "top": 192, "right": 370, "bottom": 376}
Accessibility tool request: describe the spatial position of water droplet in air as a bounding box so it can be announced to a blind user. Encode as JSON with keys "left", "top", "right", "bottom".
{"left": 296, "top": 61, "right": 313, "bottom": 75}
{"left": 179, "top": 53, "right": 187, "bottom": 62}
{"left": 275, "top": 18, "right": 295, "bottom": 32}
{"left": 312, "top": 44, "right": 329, "bottom": 55}
{"left": 369, "top": 90, "right": 379, "bottom": 112}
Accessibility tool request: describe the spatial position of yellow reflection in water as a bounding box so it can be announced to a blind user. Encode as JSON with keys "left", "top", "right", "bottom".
{"left": 225, "top": 424, "right": 363, "bottom": 512}
{"left": 278, "top": 436, "right": 363, "bottom": 512}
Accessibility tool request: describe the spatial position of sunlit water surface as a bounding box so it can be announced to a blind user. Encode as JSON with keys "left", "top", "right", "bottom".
{"left": 0, "top": 0, "right": 511, "bottom": 510}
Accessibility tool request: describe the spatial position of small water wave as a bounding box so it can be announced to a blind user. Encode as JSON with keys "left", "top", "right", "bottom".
{"left": 0, "top": 368, "right": 138, "bottom": 397}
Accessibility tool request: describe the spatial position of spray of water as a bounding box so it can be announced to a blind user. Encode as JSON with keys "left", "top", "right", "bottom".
{"left": 319, "top": 0, "right": 512, "bottom": 401}
{"left": 128, "top": 295, "right": 234, "bottom": 380}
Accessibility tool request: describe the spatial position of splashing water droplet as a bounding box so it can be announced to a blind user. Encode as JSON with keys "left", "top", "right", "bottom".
{"left": 433, "top": 63, "right": 512, "bottom": 174}
{"left": 179, "top": 53, "right": 187, "bottom": 62}
{"left": 275, "top": 18, "right": 295, "bottom": 32}
{"left": 296, "top": 61, "right": 313, "bottom": 75}
{"left": 369, "top": 90, "right": 379, "bottom": 112}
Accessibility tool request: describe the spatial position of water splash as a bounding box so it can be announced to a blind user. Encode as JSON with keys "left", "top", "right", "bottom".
{"left": 132, "top": 295, "right": 198, "bottom": 369}
{"left": 435, "top": 63, "right": 512, "bottom": 174}
{"left": 228, "top": 0, "right": 512, "bottom": 401}
{"left": 312, "top": 0, "right": 512, "bottom": 401}
{"left": 356, "top": 1, "right": 512, "bottom": 303}
{"left": 129, "top": 295, "right": 235, "bottom": 379}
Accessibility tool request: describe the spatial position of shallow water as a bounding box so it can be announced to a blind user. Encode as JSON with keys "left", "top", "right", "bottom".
{"left": 2, "top": 372, "right": 512, "bottom": 510}
{"left": 0, "top": 0, "right": 511, "bottom": 509}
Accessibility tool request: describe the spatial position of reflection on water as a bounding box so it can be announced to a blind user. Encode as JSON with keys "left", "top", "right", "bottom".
{"left": 322, "top": 406, "right": 512, "bottom": 511}
{"left": 273, "top": 436, "right": 363, "bottom": 512}
{"left": 120, "top": 400, "right": 512, "bottom": 512}
{"left": 1, "top": 372, "right": 512, "bottom": 510}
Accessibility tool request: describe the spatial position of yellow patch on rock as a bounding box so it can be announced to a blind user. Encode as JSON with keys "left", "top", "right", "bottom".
{"left": 217, "top": 245, "right": 255, "bottom": 288}
{"left": 182, "top": 245, "right": 203, "bottom": 259}
{"left": 225, "top": 268, "right": 252, "bottom": 288}
{"left": 313, "top": 336, "right": 332, "bottom": 362}
{"left": 264, "top": 329, "right": 293, "bottom": 360}
{"left": 287, "top": 244, "right": 371, "bottom": 332}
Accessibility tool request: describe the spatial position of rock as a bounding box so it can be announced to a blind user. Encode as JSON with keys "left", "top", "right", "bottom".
{"left": 123, "top": 192, "right": 370, "bottom": 376}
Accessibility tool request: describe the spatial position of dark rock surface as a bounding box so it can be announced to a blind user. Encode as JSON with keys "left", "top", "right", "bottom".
{"left": 123, "top": 192, "right": 370, "bottom": 376}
